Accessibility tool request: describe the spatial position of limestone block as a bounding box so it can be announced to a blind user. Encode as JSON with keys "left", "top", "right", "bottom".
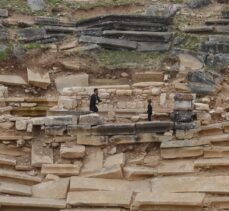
{"left": 195, "top": 103, "right": 210, "bottom": 111}
{"left": 151, "top": 87, "right": 161, "bottom": 96}
{"left": 45, "top": 126, "right": 67, "bottom": 136}
{"left": 126, "top": 102, "right": 137, "bottom": 109}
{"left": 32, "top": 178, "right": 69, "bottom": 199}
{"left": 60, "top": 144, "right": 85, "bottom": 159}
{"left": 27, "top": 68, "right": 50, "bottom": 89}
{"left": 58, "top": 96, "right": 77, "bottom": 110}
{"left": 204, "top": 146, "right": 229, "bottom": 158}
{"left": 79, "top": 113, "right": 103, "bottom": 126}
{"left": 160, "top": 93, "right": 167, "bottom": 106}
{"left": 16, "top": 119, "right": 28, "bottom": 131}
{"left": 176, "top": 129, "right": 197, "bottom": 140}
{"left": 194, "top": 158, "right": 229, "bottom": 169}
{"left": 77, "top": 135, "right": 107, "bottom": 146}
{"left": 0, "top": 154, "right": 16, "bottom": 166}
{"left": 123, "top": 166, "right": 156, "bottom": 180}
{"left": 67, "top": 191, "right": 132, "bottom": 208}
{"left": 199, "top": 123, "right": 222, "bottom": 136}
{"left": 109, "top": 135, "right": 137, "bottom": 144}
{"left": 117, "top": 102, "right": 126, "bottom": 109}
{"left": 174, "top": 100, "right": 193, "bottom": 110}
{"left": 143, "top": 155, "right": 160, "bottom": 167}
{"left": 223, "top": 122, "right": 229, "bottom": 133}
{"left": 41, "top": 164, "right": 81, "bottom": 176}
{"left": 132, "top": 72, "right": 164, "bottom": 83}
{"left": 135, "top": 121, "right": 173, "bottom": 133}
{"left": 69, "top": 177, "right": 151, "bottom": 192}
{"left": 104, "top": 153, "right": 125, "bottom": 168}
{"left": 45, "top": 116, "right": 77, "bottom": 126}
{"left": 161, "top": 147, "right": 203, "bottom": 159}
{"left": 0, "top": 75, "right": 27, "bottom": 86}
{"left": 116, "top": 90, "right": 132, "bottom": 96}
{"left": 32, "top": 141, "right": 53, "bottom": 167}
{"left": 0, "top": 182, "right": 32, "bottom": 196}
{"left": 133, "top": 82, "right": 164, "bottom": 88}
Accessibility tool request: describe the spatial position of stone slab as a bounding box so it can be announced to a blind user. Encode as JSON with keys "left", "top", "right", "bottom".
{"left": 204, "top": 146, "right": 229, "bottom": 158}
{"left": 161, "top": 147, "right": 203, "bottom": 159}
{"left": 104, "top": 153, "right": 125, "bottom": 168}
{"left": 208, "top": 197, "right": 229, "bottom": 209}
{"left": 32, "top": 141, "right": 53, "bottom": 167}
{"left": 194, "top": 158, "right": 229, "bottom": 168}
{"left": 27, "top": 68, "right": 50, "bottom": 89}
{"left": 151, "top": 176, "right": 229, "bottom": 194}
{"left": 60, "top": 144, "right": 85, "bottom": 159}
{"left": 67, "top": 191, "right": 132, "bottom": 208}
{"left": 135, "top": 121, "right": 173, "bottom": 133}
{"left": 77, "top": 135, "right": 108, "bottom": 146}
{"left": 70, "top": 177, "right": 151, "bottom": 192}
{"left": 132, "top": 192, "right": 204, "bottom": 210}
{"left": 0, "top": 75, "right": 27, "bottom": 86}
{"left": 123, "top": 166, "right": 156, "bottom": 180}
{"left": 0, "top": 155, "right": 16, "bottom": 166}
{"left": 32, "top": 178, "right": 69, "bottom": 199}
{"left": 0, "top": 196, "right": 66, "bottom": 208}
{"left": 0, "top": 182, "right": 32, "bottom": 196}
{"left": 199, "top": 123, "right": 223, "bottom": 136}
{"left": 41, "top": 164, "right": 81, "bottom": 176}
{"left": 132, "top": 72, "right": 164, "bottom": 83}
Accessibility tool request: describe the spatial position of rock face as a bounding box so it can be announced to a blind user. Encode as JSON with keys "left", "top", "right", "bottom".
{"left": 186, "top": 0, "right": 211, "bottom": 8}
{"left": 27, "top": 68, "right": 51, "bottom": 89}
{"left": 27, "top": 0, "right": 45, "bottom": 11}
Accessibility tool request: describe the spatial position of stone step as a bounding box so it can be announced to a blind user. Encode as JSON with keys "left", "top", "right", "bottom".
{"left": 0, "top": 154, "right": 16, "bottom": 166}
{"left": 0, "top": 196, "right": 66, "bottom": 208}
{"left": 132, "top": 192, "right": 205, "bottom": 211}
{"left": 0, "top": 182, "right": 32, "bottom": 196}
{"left": 204, "top": 146, "right": 229, "bottom": 158}
{"left": 70, "top": 177, "right": 151, "bottom": 192}
{"left": 60, "top": 144, "right": 86, "bottom": 159}
{"left": 0, "top": 136, "right": 33, "bottom": 142}
{"left": 200, "top": 134, "right": 229, "bottom": 146}
{"left": 67, "top": 191, "right": 132, "bottom": 208}
{"left": 151, "top": 176, "right": 229, "bottom": 194}
{"left": 0, "top": 169, "right": 42, "bottom": 185}
{"left": 11, "top": 107, "right": 49, "bottom": 117}
{"left": 161, "top": 147, "right": 203, "bottom": 159}
{"left": 41, "top": 164, "right": 81, "bottom": 176}
{"left": 182, "top": 26, "right": 214, "bottom": 33}
{"left": 194, "top": 158, "right": 229, "bottom": 168}
{"left": 215, "top": 26, "right": 229, "bottom": 33}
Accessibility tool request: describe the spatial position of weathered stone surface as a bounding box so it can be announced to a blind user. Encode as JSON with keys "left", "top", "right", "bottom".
{"left": 32, "top": 178, "right": 69, "bottom": 199}
{"left": 91, "top": 124, "right": 136, "bottom": 136}
{"left": 0, "top": 182, "right": 31, "bottom": 196}
{"left": 55, "top": 74, "right": 89, "bottom": 91}
{"left": 16, "top": 119, "right": 28, "bottom": 131}
{"left": 109, "top": 135, "right": 138, "bottom": 144}
{"left": 32, "top": 141, "right": 53, "bottom": 167}
{"left": 70, "top": 177, "right": 150, "bottom": 192}
{"left": 123, "top": 166, "right": 156, "bottom": 180}
{"left": 0, "top": 155, "right": 16, "bottom": 166}
{"left": 204, "top": 146, "right": 229, "bottom": 158}
{"left": 27, "top": 68, "right": 51, "bottom": 89}
{"left": 79, "top": 113, "right": 103, "bottom": 126}
{"left": 61, "top": 209, "right": 121, "bottom": 211}
{"left": 45, "top": 116, "right": 77, "bottom": 126}
{"left": 223, "top": 122, "right": 229, "bottom": 133}
{"left": 132, "top": 72, "right": 164, "bottom": 83}
{"left": 151, "top": 176, "right": 229, "bottom": 194}
{"left": 0, "top": 196, "right": 66, "bottom": 208}
{"left": 104, "top": 153, "right": 125, "bottom": 168}
{"left": 194, "top": 158, "right": 229, "bottom": 168}
{"left": 77, "top": 135, "right": 107, "bottom": 146}
{"left": 186, "top": 0, "right": 211, "bottom": 8}
{"left": 0, "top": 75, "right": 27, "bottom": 86}
{"left": 135, "top": 121, "right": 173, "bottom": 133}
{"left": 82, "top": 165, "right": 123, "bottom": 179}
{"left": 27, "top": 0, "right": 45, "bottom": 11}
{"left": 208, "top": 197, "right": 229, "bottom": 210}
{"left": 58, "top": 96, "right": 77, "bottom": 110}
{"left": 174, "top": 100, "right": 193, "bottom": 111}
{"left": 82, "top": 149, "right": 103, "bottom": 174}
{"left": 0, "top": 9, "right": 8, "bottom": 17}
{"left": 194, "top": 103, "right": 210, "bottom": 111}
{"left": 206, "top": 54, "right": 229, "bottom": 68}
{"left": 41, "top": 164, "right": 81, "bottom": 176}
{"left": 178, "top": 53, "right": 203, "bottom": 72}
{"left": 157, "top": 160, "right": 195, "bottom": 175}
{"left": 0, "top": 169, "right": 42, "bottom": 184}
{"left": 45, "top": 126, "right": 67, "bottom": 136}
{"left": 161, "top": 147, "right": 203, "bottom": 159}
{"left": 199, "top": 123, "right": 222, "bottom": 136}
{"left": 67, "top": 191, "right": 132, "bottom": 208}
{"left": 137, "top": 42, "right": 170, "bottom": 52}
{"left": 171, "top": 111, "right": 194, "bottom": 122}
{"left": 60, "top": 144, "right": 85, "bottom": 159}
{"left": 133, "top": 192, "right": 205, "bottom": 210}
{"left": 143, "top": 155, "right": 160, "bottom": 167}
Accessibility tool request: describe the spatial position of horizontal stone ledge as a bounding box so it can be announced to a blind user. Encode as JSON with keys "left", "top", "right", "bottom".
{"left": 132, "top": 192, "right": 205, "bottom": 209}
{"left": 35, "top": 16, "right": 76, "bottom": 27}
{"left": 0, "top": 182, "right": 32, "bottom": 196}
{"left": 0, "top": 196, "right": 66, "bottom": 208}
{"left": 75, "top": 14, "right": 172, "bottom": 28}
{"left": 199, "top": 123, "right": 223, "bottom": 136}
{"left": 91, "top": 123, "right": 136, "bottom": 136}
{"left": 45, "top": 26, "right": 79, "bottom": 33}
{"left": 41, "top": 164, "right": 81, "bottom": 176}
{"left": 209, "top": 35, "right": 229, "bottom": 42}
{"left": 204, "top": 146, "right": 229, "bottom": 158}
{"left": 123, "top": 166, "right": 157, "bottom": 180}
{"left": 215, "top": 26, "right": 229, "bottom": 33}
{"left": 67, "top": 191, "right": 133, "bottom": 208}
{"left": 0, "top": 155, "right": 16, "bottom": 166}
{"left": 70, "top": 177, "right": 151, "bottom": 192}
{"left": 205, "top": 19, "right": 229, "bottom": 25}
{"left": 208, "top": 196, "right": 229, "bottom": 210}
{"left": 136, "top": 121, "right": 173, "bottom": 133}
{"left": 182, "top": 26, "right": 215, "bottom": 33}
{"left": 194, "top": 158, "right": 229, "bottom": 168}
{"left": 0, "top": 169, "right": 42, "bottom": 184}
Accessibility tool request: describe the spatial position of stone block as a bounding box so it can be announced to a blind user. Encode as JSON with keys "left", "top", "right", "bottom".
{"left": 79, "top": 113, "right": 103, "bottom": 126}
{"left": 15, "top": 119, "right": 28, "bottom": 131}
{"left": 0, "top": 155, "right": 16, "bottom": 166}
{"left": 123, "top": 166, "right": 156, "bottom": 180}
{"left": 91, "top": 124, "right": 136, "bottom": 136}
{"left": 104, "top": 153, "right": 125, "bottom": 168}
{"left": 194, "top": 103, "right": 210, "bottom": 111}
{"left": 77, "top": 135, "right": 108, "bottom": 146}
{"left": 27, "top": 68, "right": 50, "bottom": 89}
{"left": 32, "top": 178, "right": 69, "bottom": 199}
{"left": 41, "top": 164, "right": 81, "bottom": 176}
{"left": 135, "top": 121, "right": 173, "bottom": 133}
{"left": 0, "top": 9, "right": 8, "bottom": 17}
{"left": 60, "top": 144, "right": 85, "bottom": 159}
{"left": 32, "top": 141, "right": 53, "bottom": 167}
{"left": 199, "top": 123, "right": 222, "bottom": 136}
{"left": 151, "top": 87, "right": 161, "bottom": 96}
{"left": 204, "top": 146, "right": 229, "bottom": 158}
{"left": 0, "top": 182, "right": 31, "bottom": 196}
{"left": 67, "top": 191, "right": 132, "bottom": 208}
{"left": 116, "top": 90, "right": 132, "bottom": 96}
{"left": 69, "top": 177, "right": 151, "bottom": 192}
{"left": 45, "top": 126, "right": 67, "bottom": 136}
{"left": 132, "top": 72, "right": 164, "bottom": 83}
{"left": 194, "top": 158, "right": 229, "bottom": 169}
{"left": 161, "top": 147, "right": 203, "bottom": 159}
{"left": 0, "top": 75, "right": 27, "bottom": 86}
{"left": 58, "top": 96, "right": 77, "bottom": 110}
{"left": 45, "top": 116, "right": 77, "bottom": 126}
{"left": 174, "top": 100, "right": 193, "bottom": 111}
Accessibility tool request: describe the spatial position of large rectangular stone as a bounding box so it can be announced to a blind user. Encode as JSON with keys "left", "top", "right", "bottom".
{"left": 109, "top": 135, "right": 137, "bottom": 144}
{"left": 135, "top": 121, "right": 173, "bottom": 133}
{"left": 151, "top": 176, "right": 229, "bottom": 194}
{"left": 82, "top": 165, "right": 123, "bottom": 179}
{"left": 41, "top": 164, "right": 81, "bottom": 176}
{"left": 132, "top": 192, "right": 205, "bottom": 211}
{"left": 204, "top": 146, "right": 229, "bottom": 158}
{"left": 45, "top": 116, "right": 77, "bottom": 126}
{"left": 0, "top": 196, "right": 66, "bottom": 208}
{"left": 194, "top": 158, "right": 229, "bottom": 169}
{"left": 0, "top": 182, "right": 32, "bottom": 196}
{"left": 123, "top": 166, "right": 156, "bottom": 180}
{"left": 70, "top": 177, "right": 151, "bottom": 192}
{"left": 91, "top": 124, "right": 136, "bottom": 136}
{"left": 60, "top": 144, "right": 85, "bottom": 159}
{"left": 67, "top": 191, "right": 132, "bottom": 208}
{"left": 0, "top": 75, "right": 27, "bottom": 86}
{"left": 0, "top": 169, "right": 42, "bottom": 185}
{"left": 0, "top": 155, "right": 16, "bottom": 166}
{"left": 77, "top": 135, "right": 108, "bottom": 146}
{"left": 161, "top": 147, "right": 203, "bottom": 159}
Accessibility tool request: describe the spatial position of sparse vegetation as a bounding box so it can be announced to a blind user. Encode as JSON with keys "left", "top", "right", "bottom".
{"left": 24, "top": 43, "right": 43, "bottom": 50}
{"left": 0, "top": 44, "right": 12, "bottom": 60}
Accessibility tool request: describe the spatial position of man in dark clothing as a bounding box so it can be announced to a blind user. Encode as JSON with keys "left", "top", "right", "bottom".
{"left": 147, "top": 99, "right": 153, "bottom": 121}
{"left": 89, "top": 88, "right": 102, "bottom": 113}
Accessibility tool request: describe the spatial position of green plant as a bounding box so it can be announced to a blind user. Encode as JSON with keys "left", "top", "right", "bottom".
{"left": 24, "top": 43, "right": 43, "bottom": 50}
{"left": 0, "top": 44, "right": 12, "bottom": 60}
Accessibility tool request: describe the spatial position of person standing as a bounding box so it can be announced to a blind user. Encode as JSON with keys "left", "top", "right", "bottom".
{"left": 147, "top": 99, "right": 153, "bottom": 121}
{"left": 89, "top": 88, "right": 102, "bottom": 113}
